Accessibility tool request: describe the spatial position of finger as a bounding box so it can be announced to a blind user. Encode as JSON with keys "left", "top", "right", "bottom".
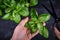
{"left": 26, "top": 29, "right": 30, "bottom": 34}
{"left": 18, "top": 17, "right": 29, "bottom": 27}
{"left": 31, "top": 30, "right": 39, "bottom": 39}
{"left": 54, "top": 27, "right": 60, "bottom": 33}
{"left": 54, "top": 27, "right": 60, "bottom": 39}
{"left": 26, "top": 29, "right": 31, "bottom": 40}
{"left": 43, "top": 22, "right": 46, "bottom": 26}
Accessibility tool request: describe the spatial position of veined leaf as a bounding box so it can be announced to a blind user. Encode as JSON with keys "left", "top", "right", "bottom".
{"left": 19, "top": 7, "right": 29, "bottom": 16}
{"left": 30, "top": 0, "right": 38, "bottom": 6}
{"left": 30, "top": 8, "right": 38, "bottom": 22}
{"left": 25, "top": 3, "right": 29, "bottom": 7}
{"left": 2, "top": 13, "right": 10, "bottom": 19}
{"left": 37, "top": 23, "right": 49, "bottom": 38}
{"left": 10, "top": 0, "right": 16, "bottom": 9}
{"left": 5, "top": 8, "right": 11, "bottom": 13}
{"left": 38, "top": 13, "right": 51, "bottom": 22}
{"left": 13, "top": 14, "right": 21, "bottom": 23}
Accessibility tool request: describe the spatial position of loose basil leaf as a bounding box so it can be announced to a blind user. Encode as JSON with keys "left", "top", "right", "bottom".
{"left": 0, "top": 10, "right": 2, "bottom": 16}
{"left": 37, "top": 23, "right": 49, "bottom": 38}
{"left": 13, "top": 14, "right": 21, "bottom": 23}
{"left": 38, "top": 14, "right": 51, "bottom": 22}
{"left": 19, "top": 7, "right": 29, "bottom": 16}
{"left": 30, "top": 0, "right": 38, "bottom": 6}
{"left": 2, "top": 13, "right": 10, "bottom": 19}
{"left": 30, "top": 8, "right": 38, "bottom": 22}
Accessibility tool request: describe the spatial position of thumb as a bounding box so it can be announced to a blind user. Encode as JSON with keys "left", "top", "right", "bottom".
{"left": 18, "top": 17, "right": 29, "bottom": 27}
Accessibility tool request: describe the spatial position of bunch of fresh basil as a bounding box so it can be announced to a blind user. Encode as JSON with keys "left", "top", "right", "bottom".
{"left": 0, "top": 0, "right": 51, "bottom": 38}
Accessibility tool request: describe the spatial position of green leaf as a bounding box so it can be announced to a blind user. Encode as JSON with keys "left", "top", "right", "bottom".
{"left": 3, "top": 0, "right": 11, "bottom": 7}
{"left": 26, "top": 20, "right": 37, "bottom": 33}
{"left": 16, "top": 3, "right": 22, "bottom": 10}
{"left": 25, "top": 3, "right": 29, "bottom": 7}
{"left": 13, "top": 14, "right": 21, "bottom": 23}
{"left": 10, "top": 0, "right": 16, "bottom": 9}
{"left": 43, "top": 26, "right": 49, "bottom": 38}
{"left": 0, "top": 0, "right": 2, "bottom": 3}
{"left": 10, "top": 16, "right": 13, "bottom": 21}
{"left": 20, "top": 0, "right": 26, "bottom": 7}
{"left": 26, "top": 20, "right": 35, "bottom": 29}
{"left": 2, "top": 13, "right": 10, "bottom": 19}
{"left": 38, "top": 13, "right": 51, "bottom": 22}
{"left": 37, "top": 23, "right": 49, "bottom": 38}
{"left": 5, "top": 8, "right": 11, "bottom": 13}
{"left": 19, "top": 7, "right": 29, "bottom": 16}
{"left": 0, "top": 5, "right": 6, "bottom": 9}
{"left": 0, "top": 10, "right": 2, "bottom": 16}
{"left": 30, "top": 24, "right": 37, "bottom": 33}
{"left": 30, "top": 8, "right": 38, "bottom": 22}
{"left": 30, "top": 0, "right": 38, "bottom": 6}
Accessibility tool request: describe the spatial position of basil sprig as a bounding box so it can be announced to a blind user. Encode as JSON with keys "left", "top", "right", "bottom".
{"left": 0, "top": 0, "right": 51, "bottom": 38}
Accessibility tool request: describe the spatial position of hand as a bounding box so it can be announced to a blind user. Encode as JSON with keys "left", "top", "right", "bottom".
{"left": 54, "top": 27, "right": 60, "bottom": 39}
{"left": 11, "top": 17, "right": 39, "bottom": 40}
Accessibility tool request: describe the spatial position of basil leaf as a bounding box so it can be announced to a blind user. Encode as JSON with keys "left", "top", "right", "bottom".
{"left": 5, "top": 8, "right": 11, "bottom": 13}
{"left": 29, "top": 23, "right": 37, "bottom": 33}
{"left": 38, "top": 14, "right": 51, "bottom": 22}
{"left": 10, "top": 16, "right": 13, "bottom": 21}
{"left": 20, "top": 0, "right": 26, "bottom": 7}
{"left": 2, "top": 13, "right": 10, "bottom": 19}
{"left": 0, "top": 10, "right": 2, "bottom": 16}
{"left": 0, "top": 0, "right": 2, "bottom": 3}
{"left": 0, "top": 5, "right": 6, "bottom": 9}
{"left": 37, "top": 23, "right": 49, "bottom": 38}
{"left": 29, "top": 20, "right": 37, "bottom": 33}
{"left": 3, "top": 0, "right": 11, "bottom": 7}
{"left": 13, "top": 14, "right": 21, "bottom": 23}
{"left": 16, "top": 3, "right": 22, "bottom": 10}
{"left": 30, "top": 0, "right": 38, "bottom": 6}
{"left": 10, "top": 0, "right": 16, "bottom": 9}
{"left": 25, "top": 3, "right": 29, "bottom": 7}
{"left": 19, "top": 7, "right": 29, "bottom": 16}
{"left": 30, "top": 24, "right": 37, "bottom": 33}
{"left": 43, "top": 26, "right": 49, "bottom": 38}
{"left": 26, "top": 20, "right": 35, "bottom": 29}
{"left": 26, "top": 20, "right": 37, "bottom": 33}
{"left": 30, "top": 8, "right": 38, "bottom": 22}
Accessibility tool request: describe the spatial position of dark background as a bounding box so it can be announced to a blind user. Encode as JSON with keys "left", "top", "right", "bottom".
{"left": 0, "top": 0, "right": 60, "bottom": 40}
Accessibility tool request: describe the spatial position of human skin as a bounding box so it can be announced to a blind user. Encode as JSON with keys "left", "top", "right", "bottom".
{"left": 54, "top": 27, "right": 60, "bottom": 39}
{"left": 11, "top": 17, "right": 39, "bottom": 40}
{"left": 10, "top": 17, "right": 60, "bottom": 40}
